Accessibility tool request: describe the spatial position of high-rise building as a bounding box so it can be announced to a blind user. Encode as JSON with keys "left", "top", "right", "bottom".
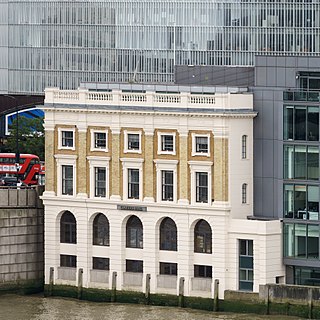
{"left": 0, "top": 1, "right": 319, "bottom": 94}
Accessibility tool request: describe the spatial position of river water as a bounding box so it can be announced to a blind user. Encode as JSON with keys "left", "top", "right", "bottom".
{"left": 0, "top": 294, "right": 303, "bottom": 320}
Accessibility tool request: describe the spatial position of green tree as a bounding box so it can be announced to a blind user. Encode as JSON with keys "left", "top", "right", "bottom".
{"left": 5, "top": 116, "right": 44, "bottom": 160}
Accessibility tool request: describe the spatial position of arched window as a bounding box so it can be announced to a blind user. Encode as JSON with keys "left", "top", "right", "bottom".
{"left": 242, "top": 135, "right": 247, "bottom": 159}
{"left": 194, "top": 219, "right": 212, "bottom": 254}
{"left": 242, "top": 183, "right": 247, "bottom": 204}
{"left": 126, "top": 216, "right": 143, "bottom": 248}
{"left": 60, "top": 211, "right": 76, "bottom": 244}
{"left": 93, "top": 213, "right": 110, "bottom": 246}
{"left": 160, "top": 217, "right": 177, "bottom": 251}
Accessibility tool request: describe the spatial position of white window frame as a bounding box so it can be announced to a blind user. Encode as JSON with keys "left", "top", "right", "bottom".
{"left": 120, "top": 158, "right": 144, "bottom": 201}
{"left": 124, "top": 130, "right": 142, "bottom": 154}
{"left": 90, "top": 129, "right": 108, "bottom": 152}
{"left": 55, "top": 154, "right": 77, "bottom": 197}
{"left": 58, "top": 127, "right": 75, "bottom": 150}
{"left": 192, "top": 133, "right": 210, "bottom": 157}
{"left": 87, "top": 156, "right": 110, "bottom": 199}
{"left": 242, "top": 183, "right": 249, "bottom": 204}
{"left": 154, "top": 160, "right": 178, "bottom": 203}
{"left": 189, "top": 161, "right": 213, "bottom": 206}
{"left": 241, "top": 135, "right": 248, "bottom": 160}
{"left": 157, "top": 132, "right": 176, "bottom": 155}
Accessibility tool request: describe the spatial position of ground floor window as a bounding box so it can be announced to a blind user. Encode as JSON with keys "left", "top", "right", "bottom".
{"left": 160, "top": 262, "right": 177, "bottom": 275}
{"left": 294, "top": 266, "right": 320, "bottom": 286}
{"left": 194, "top": 265, "right": 212, "bottom": 278}
{"left": 93, "top": 257, "right": 109, "bottom": 270}
{"left": 239, "top": 239, "right": 253, "bottom": 291}
{"left": 60, "top": 254, "right": 76, "bottom": 268}
{"left": 126, "top": 259, "right": 143, "bottom": 273}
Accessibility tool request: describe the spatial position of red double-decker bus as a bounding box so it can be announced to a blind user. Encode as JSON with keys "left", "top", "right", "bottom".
{"left": 0, "top": 153, "right": 41, "bottom": 185}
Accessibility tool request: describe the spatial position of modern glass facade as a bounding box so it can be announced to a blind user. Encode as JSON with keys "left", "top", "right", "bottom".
{"left": 0, "top": 1, "right": 320, "bottom": 94}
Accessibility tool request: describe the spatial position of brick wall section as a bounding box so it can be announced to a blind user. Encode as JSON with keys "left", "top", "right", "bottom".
{"left": 179, "top": 135, "right": 189, "bottom": 201}
{"left": 144, "top": 134, "right": 154, "bottom": 199}
{"left": 111, "top": 133, "right": 121, "bottom": 197}
{"left": 45, "top": 130, "right": 55, "bottom": 192}
{"left": 214, "top": 137, "right": 229, "bottom": 201}
{"left": 77, "top": 131, "right": 87, "bottom": 195}
{"left": 0, "top": 187, "right": 44, "bottom": 286}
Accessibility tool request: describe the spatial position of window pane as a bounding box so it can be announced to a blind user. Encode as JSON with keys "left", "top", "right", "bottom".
{"left": 284, "top": 106, "right": 294, "bottom": 140}
{"left": 196, "top": 172, "right": 208, "bottom": 203}
{"left": 162, "top": 170, "right": 173, "bottom": 201}
{"left": 294, "top": 146, "right": 306, "bottom": 179}
{"left": 307, "top": 225, "right": 319, "bottom": 259}
{"left": 126, "top": 259, "right": 143, "bottom": 273}
{"left": 128, "top": 169, "right": 139, "bottom": 199}
{"left": 294, "top": 224, "right": 307, "bottom": 258}
{"left": 294, "top": 107, "right": 306, "bottom": 140}
{"left": 95, "top": 167, "right": 106, "bottom": 197}
{"left": 196, "top": 136, "right": 208, "bottom": 153}
{"left": 307, "top": 146, "right": 319, "bottom": 180}
{"left": 93, "top": 257, "right": 109, "bottom": 270}
{"left": 308, "top": 186, "right": 319, "bottom": 221}
{"left": 128, "top": 133, "right": 140, "bottom": 150}
{"left": 62, "top": 165, "right": 73, "bottom": 195}
{"left": 284, "top": 185, "right": 294, "bottom": 218}
{"left": 160, "top": 262, "right": 177, "bottom": 275}
{"left": 307, "top": 107, "right": 319, "bottom": 141}
{"left": 284, "top": 223, "right": 294, "bottom": 257}
{"left": 294, "top": 185, "right": 306, "bottom": 219}
{"left": 162, "top": 135, "right": 174, "bottom": 151}
{"left": 94, "top": 132, "right": 106, "bottom": 148}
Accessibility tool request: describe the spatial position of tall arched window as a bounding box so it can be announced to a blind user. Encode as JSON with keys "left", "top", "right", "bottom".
{"left": 194, "top": 219, "right": 212, "bottom": 254}
{"left": 242, "top": 135, "right": 247, "bottom": 159}
{"left": 160, "top": 217, "right": 177, "bottom": 251}
{"left": 60, "top": 211, "right": 76, "bottom": 244}
{"left": 93, "top": 213, "right": 110, "bottom": 246}
{"left": 126, "top": 216, "right": 143, "bottom": 248}
{"left": 242, "top": 183, "right": 248, "bottom": 204}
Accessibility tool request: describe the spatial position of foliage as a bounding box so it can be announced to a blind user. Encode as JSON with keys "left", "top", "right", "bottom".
{"left": 5, "top": 116, "right": 44, "bottom": 160}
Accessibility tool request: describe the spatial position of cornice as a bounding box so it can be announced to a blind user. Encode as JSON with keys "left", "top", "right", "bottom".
{"left": 43, "top": 105, "right": 257, "bottom": 119}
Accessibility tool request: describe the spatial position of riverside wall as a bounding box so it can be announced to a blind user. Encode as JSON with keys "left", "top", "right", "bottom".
{"left": 0, "top": 186, "right": 44, "bottom": 293}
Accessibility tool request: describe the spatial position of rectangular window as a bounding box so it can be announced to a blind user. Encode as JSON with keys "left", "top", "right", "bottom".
{"left": 128, "top": 168, "right": 139, "bottom": 199}
{"left": 195, "top": 136, "right": 208, "bottom": 153}
{"left": 93, "top": 257, "right": 109, "bottom": 270}
{"left": 62, "top": 130, "right": 74, "bottom": 148}
{"left": 161, "top": 135, "right": 174, "bottom": 152}
{"left": 196, "top": 172, "right": 208, "bottom": 203}
{"left": 284, "top": 184, "right": 319, "bottom": 220}
{"left": 242, "top": 183, "right": 247, "bottom": 204}
{"left": 162, "top": 170, "right": 173, "bottom": 201}
{"left": 62, "top": 165, "right": 73, "bottom": 195}
{"left": 60, "top": 254, "right": 76, "bottom": 268}
{"left": 239, "top": 239, "right": 253, "bottom": 291}
{"left": 94, "top": 167, "right": 106, "bottom": 197}
{"left": 284, "top": 105, "right": 319, "bottom": 141}
{"left": 128, "top": 133, "right": 140, "bottom": 150}
{"left": 126, "top": 259, "right": 143, "bottom": 273}
{"left": 94, "top": 132, "right": 107, "bottom": 149}
{"left": 242, "top": 135, "right": 247, "bottom": 159}
{"left": 160, "top": 262, "right": 177, "bottom": 275}
{"left": 194, "top": 265, "right": 212, "bottom": 278}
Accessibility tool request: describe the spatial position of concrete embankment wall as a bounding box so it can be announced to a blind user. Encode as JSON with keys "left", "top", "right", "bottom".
{"left": 0, "top": 186, "right": 44, "bottom": 293}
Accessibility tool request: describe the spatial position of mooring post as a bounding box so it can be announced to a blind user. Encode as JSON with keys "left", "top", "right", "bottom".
{"left": 111, "top": 271, "right": 117, "bottom": 302}
{"left": 308, "top": 287, "right": 313, "bottom": 319}
{"left": 265, "top": 284, "right": 270, "bottom": 315}
{"left": 213, "top": 279, "right": 219, "bottom": 312}
{"left": 77, "top": 268, "right": 83, "bottom": 300}
{"left": 47, "top": 267, "right": 54, "bottom": 296}
{"left": 145, "top": 274, "right": 151, "bottom": 304}
{"left": 178, "top": 277, "right": 185, "bottom": 307}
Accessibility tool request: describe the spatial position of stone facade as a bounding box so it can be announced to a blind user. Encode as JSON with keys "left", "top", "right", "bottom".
{"left": 42, "top": 84, "right": 284, "bottom": 298}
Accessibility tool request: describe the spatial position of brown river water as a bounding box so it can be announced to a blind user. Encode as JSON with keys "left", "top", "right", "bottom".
{"left": 0, "top": 294, "right": 303, "bottom": 320}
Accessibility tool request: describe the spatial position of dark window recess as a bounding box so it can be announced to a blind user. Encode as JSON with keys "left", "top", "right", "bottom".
{"left": 194, "top": 265, "right": 212, "bottom": 278}
{"left": 194, "top": 219, "right": 212, "bottom": 254}
{"left": 126, "top": 259, "right": 143, "bottom": 273}
{"left": 93, "top": 257, "right": 109, "bottom": 270}
{"left": 60, "top": 211, "right": 77, "bottom": 244}
{"left": 93, "top": 213, "right": 109, "bottom": 246}
{"left": 160, "top": 262, "right": 177, "bottom": 275}
{"left": 239, "top": 239, "right": 254, "bottom": 291}
{"left": 126, "top": 215, "right": 143, "bottom": 248}
{"left": 160, "top": 217, "right": 177, "bottom": 251}
{"left": 60, "top": 254, "right": 76, "bottom": 268}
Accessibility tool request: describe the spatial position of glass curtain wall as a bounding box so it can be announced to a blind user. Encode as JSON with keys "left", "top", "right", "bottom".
{"left": 2, "top": 1, "right": 320, "bottom": 93}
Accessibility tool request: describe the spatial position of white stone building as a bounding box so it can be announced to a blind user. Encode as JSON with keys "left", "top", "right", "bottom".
{"left": 42, "top": 84, "right": 284, "bottom": 298}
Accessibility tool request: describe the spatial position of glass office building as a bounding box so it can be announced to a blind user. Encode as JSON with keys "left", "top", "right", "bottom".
{"left": 0, "top": 0, "right": 320, "bottom": 94}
